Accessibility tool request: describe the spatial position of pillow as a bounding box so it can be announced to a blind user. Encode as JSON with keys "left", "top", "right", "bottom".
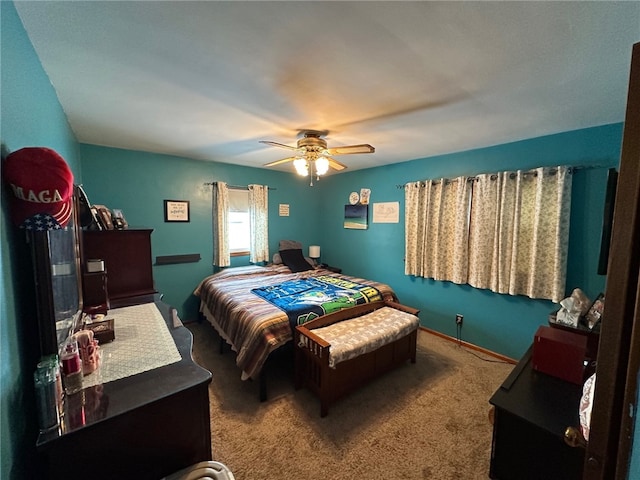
{"left": 279, "top": 248, "right": 314, "bottom": 272}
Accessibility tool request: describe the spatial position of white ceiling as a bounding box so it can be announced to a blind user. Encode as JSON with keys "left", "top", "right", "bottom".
{"left": 14, "top": 1, "right": 640, "bottom": 174}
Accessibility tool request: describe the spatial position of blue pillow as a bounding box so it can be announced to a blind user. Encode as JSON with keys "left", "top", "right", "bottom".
{"left": 279, "top": 249, "right": 314, "bottom": 272}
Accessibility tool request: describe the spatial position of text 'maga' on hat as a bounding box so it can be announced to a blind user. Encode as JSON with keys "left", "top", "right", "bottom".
{"left": 3, "top": 147, "right": 74, "bottom": 231}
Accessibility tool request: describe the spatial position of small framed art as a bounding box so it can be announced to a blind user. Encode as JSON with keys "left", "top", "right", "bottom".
{"left": 344, "top": 204, "right": 368, "bottom": 230}
{"left": 164, "top": 200, "right": 190, "bottom": 222}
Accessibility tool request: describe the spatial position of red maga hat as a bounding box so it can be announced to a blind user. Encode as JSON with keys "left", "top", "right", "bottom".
{"left": 3, "top": 147, "right": 74, "bottom": 230}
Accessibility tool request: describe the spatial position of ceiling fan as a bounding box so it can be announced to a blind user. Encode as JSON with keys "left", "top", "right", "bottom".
{"left": 260, "top": 131, "right": 374, "bottom": 184}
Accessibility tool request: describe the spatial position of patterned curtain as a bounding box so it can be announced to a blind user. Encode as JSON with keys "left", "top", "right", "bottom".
{"left": 468, "top": 166, "right": 572, "bottom": 302}
{"left": 212, "top": 181, "right": 230, "bottom": 267}
{"left": 405, "top": 177, "right": 470, "bottom": 283}
{"left": 405, "top": 181, "right": 426, "bottom": 277}
{"left": 468, "top": 173, "right": 501, "bottom": 289}
{"left": 248, "top": 184, "right": 269, "bottom": 263}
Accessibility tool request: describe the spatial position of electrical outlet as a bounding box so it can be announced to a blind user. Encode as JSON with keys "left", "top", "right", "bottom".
{"left": 455, "top": 314, "right": 463, "bottom": 326}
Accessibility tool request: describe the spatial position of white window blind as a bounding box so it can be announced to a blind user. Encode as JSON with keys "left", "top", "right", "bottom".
{"left": 228, "top": 189, "right": 250, "bottom": 253}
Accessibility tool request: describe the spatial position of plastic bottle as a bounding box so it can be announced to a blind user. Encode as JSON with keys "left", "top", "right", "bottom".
{"left": 61, "top": 338, "right": 83, "bottom": 395}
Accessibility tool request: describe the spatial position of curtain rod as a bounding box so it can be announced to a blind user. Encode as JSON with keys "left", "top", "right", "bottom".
{"left": 395, "top": 164, "right": 614, "bottom": 189}
{"left": 203, "top": 182, "right": 276, "bottom": 191}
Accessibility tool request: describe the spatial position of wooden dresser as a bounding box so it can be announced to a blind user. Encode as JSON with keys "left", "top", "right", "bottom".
{"left": 36, "top": 297, "right": 212, "bottom": 479}
{"left": 82, "top": 229, "right": 157, "bottom": 307}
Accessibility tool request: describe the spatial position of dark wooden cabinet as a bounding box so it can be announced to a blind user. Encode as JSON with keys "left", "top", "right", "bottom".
{"left": 82, "top": 229, "right": 156, "bottom": 307}
{"left": 489, "top": 346, "right": 585, "bottom": 479}
{"left": 36, "top": 297, "right": 212, "bottom": 479}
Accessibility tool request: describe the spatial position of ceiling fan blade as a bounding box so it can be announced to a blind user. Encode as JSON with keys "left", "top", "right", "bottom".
{"left": 327, "top": 156, "right": 348, "bottom": 171}
{"left": 326, "top": 144, "right": 375, "bottom": 155}
{"left": 332, "top": 94, "right": 467, "bottom": 131}
{"left": 259, "top": 140, "right": 299, "bottom": 151}
{"left": 264, "top": 156, "right": 297, "bottom": 167}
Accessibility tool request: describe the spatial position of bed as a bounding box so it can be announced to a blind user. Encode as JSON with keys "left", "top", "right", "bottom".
{"left": 193, "top": 245, "right": 398, "bottom": 399}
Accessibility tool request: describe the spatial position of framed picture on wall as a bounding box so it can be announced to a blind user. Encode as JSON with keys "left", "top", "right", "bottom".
{"left": 344, "top": 204, "right": 368, "bottom": 230}
{"left": 164, "top": 200, "right": 190, "bottom": 222}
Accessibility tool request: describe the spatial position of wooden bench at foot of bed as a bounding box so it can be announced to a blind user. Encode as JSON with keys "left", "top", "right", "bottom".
{"left": 294, "top": 300, "right": 420, "bottom": 417}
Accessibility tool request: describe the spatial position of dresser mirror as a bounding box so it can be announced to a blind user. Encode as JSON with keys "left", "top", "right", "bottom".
{"left": 30, "top": 195, "right": 84, "bottom": 357}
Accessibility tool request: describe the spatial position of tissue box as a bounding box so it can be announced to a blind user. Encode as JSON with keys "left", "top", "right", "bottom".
{"left": 84, "top": 318, "right": 115, "bottom": 344}
{"left": 533, "top": 325, "right": 587, "bottom": 384}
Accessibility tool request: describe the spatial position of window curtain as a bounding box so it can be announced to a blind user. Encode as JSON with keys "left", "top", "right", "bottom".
{"left": 212, "top": 181, "right": 230, "bottom": 267}
{"left": 468, "top": 166, "right": 572, "bottom": 302}
{"left": 405, "top": 176, "right": 470, "bottom": 283}
{"left": 467, "top": 173, "right": 502, "bottom": 289}
{"left": 248, "top": 184, "right": 269, "bottom": 263}
{"left": 405, "top": 181, "right": 427, "bottom": 277}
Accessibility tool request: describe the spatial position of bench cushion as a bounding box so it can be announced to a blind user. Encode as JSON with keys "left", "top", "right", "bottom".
{"left": 311, "top": 306, "right": 419, "bottom": 368}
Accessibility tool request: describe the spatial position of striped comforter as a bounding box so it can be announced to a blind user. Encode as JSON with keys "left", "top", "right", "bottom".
{"left": 194, "top": 264, "right": 397, "bottom": 380}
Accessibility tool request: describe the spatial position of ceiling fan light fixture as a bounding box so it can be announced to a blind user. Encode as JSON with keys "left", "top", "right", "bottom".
{"left": 261, "top": 131, "right": 374, "bottom": 181}
{"left": 293, "top": 157, "right": 308, "bottom": 176}
{"left": 315, "top": 156, "right": 329, "bottom": 175}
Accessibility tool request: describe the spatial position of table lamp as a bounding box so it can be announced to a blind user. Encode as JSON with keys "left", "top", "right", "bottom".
{"left": 309, "top": 245, "right": 321, "bottom": 266}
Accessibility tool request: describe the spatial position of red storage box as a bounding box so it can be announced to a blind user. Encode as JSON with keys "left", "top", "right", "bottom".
{"left": 532, "top": 325, "right": 587, "bottom": 384}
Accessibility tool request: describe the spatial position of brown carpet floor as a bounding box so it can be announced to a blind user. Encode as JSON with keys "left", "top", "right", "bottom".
{"left": 187, "top": 321, "right": 515, "bottom": 480}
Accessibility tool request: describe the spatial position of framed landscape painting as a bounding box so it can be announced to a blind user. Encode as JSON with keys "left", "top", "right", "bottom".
{"left": 344, "top": 204, "right": 368, "bottom": 230}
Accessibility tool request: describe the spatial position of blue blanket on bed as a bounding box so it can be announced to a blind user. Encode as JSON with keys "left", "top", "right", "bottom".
{"left": 251, "top": 275, "right": 382, "bottom": 328}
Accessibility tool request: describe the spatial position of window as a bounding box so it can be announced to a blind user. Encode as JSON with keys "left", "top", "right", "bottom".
{"left": 228, "top": 189, "right": 250, "bottom": 255}
{"left": 212, "top": 182, "right": 269, "bottom": 266}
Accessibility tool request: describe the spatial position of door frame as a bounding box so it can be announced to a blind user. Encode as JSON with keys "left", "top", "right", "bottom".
{"left": 583, "top": 41, "right": 640, "bottom": 480}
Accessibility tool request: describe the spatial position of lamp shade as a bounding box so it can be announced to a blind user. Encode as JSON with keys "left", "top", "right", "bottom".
{"left": 309, "top": 245, "right": 321, "bottom": 258}
{"left": 315, "top": 157, "right": 329, "bottom": 175}
{"left": 294, "top": 157, "right": 308, "bottom": 176}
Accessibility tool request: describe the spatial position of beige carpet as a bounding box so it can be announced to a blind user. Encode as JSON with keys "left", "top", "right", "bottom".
{"left": 187, "top": 322, "right": 515, "bottom": 480}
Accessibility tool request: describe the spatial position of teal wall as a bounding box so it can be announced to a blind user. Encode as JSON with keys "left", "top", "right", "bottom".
{"left": 1, "top": 2, "right": 82, "bottom": 478}
{"left": 2, "top": 0, "right": 639, "bottom": 476}
{"left": 79, "top": 144, "right": 322, "bottom": 319}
